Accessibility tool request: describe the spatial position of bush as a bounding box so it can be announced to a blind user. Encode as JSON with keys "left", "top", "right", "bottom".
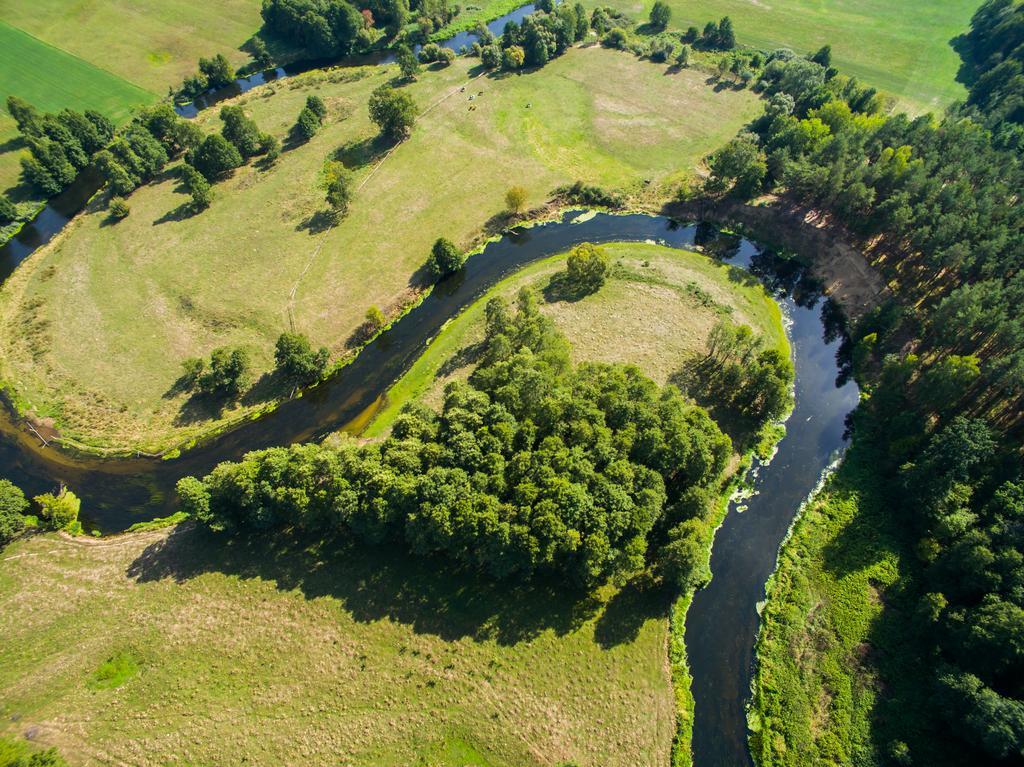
{"left": 0, "top": 196, "right": 16, "bottom": 225}
{"left": 505, "top": 185, "right": 527, "bottom": 213}
{"left": 553, "top": 180, "right": 623, "bottom": 208}
{"left": 0, "top": 479, "right": 29, "bottom": 544}
{"left": 649, "top": 0, "right": 671, "bottom": 29}
{"left": 602, "top": 28, "right": 628, "bottom": 49}
{"left": 425, "top": 237, "right": 465, "bottom": 279}
{"left": 364, "top": 305, "right": 386, "bottom": 333}
{"left": 565, "top": 242, "right": 609, "bottom": 294}
{"left": 108, "top": 196, "right": 130, "bottom": 220}
{"left": 35, "top": 487, "right": 81, "bottom": 531}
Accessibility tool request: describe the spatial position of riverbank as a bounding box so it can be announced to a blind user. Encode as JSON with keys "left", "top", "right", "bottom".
{"left": 364, "top": 240, "right": 788, "bottom": 438}
{"left": 0, "top": 45, "right": 760, "bottom": 456}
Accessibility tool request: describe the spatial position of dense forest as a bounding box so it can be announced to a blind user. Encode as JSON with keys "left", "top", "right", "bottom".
{"left": 704, "top": 0, "right": 1024, "bottom": 761}
{"left": 178, "top": 291, "right": 738, "bottom": 590}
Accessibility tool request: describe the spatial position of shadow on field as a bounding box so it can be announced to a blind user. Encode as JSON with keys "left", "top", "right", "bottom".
{"left": 126, "top": 523, "right": 668, "bottom": 647}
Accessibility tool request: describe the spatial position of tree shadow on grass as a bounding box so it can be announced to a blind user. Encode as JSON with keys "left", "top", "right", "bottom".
{"left": 542, "top": 271, "right": 599, "bottom": 303}
{"left": 126, "top": 523, "right": 637, "bottom": 647}
{"left": 593, "top": 574, "right": 675, "bottom": 649}
{"left": 296, "top": 208, "right": 336, "bottom": 235}
{"left": 333, "top": 135, "right": 389, "bottom": 169}
{"left": 436, "top": 339, "right": 486, "bottom": 379}
{"left": 153, "top": 202, "right": 202, "bottom": 226}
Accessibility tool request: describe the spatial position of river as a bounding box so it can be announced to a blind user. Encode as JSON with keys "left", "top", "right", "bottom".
{"left": 0, "top": 211, "right": 857, "bottom": 764}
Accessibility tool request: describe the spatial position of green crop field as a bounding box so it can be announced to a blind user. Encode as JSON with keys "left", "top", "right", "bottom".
{"left": 0, "top": 46, "right": 760, "bottom": 454}
{"left": 0, "top": 526, "right": 675, "bottom": 766}
{"left": 0, "top": 0, "right": 262, "bottom": 95}
{"left": 590, "top": 0, "right": 977, "bottom": 113}
{"left": 365, "top": 240, "right": 788, "bottom": 437}
{"left": 0, "top": 21, "right": 155, "bottom": 198}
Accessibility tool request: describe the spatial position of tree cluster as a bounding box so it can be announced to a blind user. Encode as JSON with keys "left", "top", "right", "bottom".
{"left": 180, "top": 347, "right": 251, "bottom": 401}
{"left": 6, "top": 96, "right": 115, "bottom": 197}
{"left": 180, "top": 54, "right": 236, "bottom": 100}
{"left": 950, "top": 0, "right": 1024, "bottom": 152}
{"left": 178, "top": 291, "right": 732, "bottom": 589}
{"left": 260, "top": 0, "right": 366, "bottom": 57}
{"left": 477, "top": 4, "right": 588, "bottom": 72}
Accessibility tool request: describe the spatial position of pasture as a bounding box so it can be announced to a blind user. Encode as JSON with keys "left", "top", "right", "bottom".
{"left": 0, "top": 526, "right": 675, "bottom": 766}
{"left": 591, "top": 0, "right": 976, "bottom": 113}
{"left": 0, "top": 21, "right": 155, "bottom": 199}
{"left": 0, "top": 46, "right": 760, "bottom": 453}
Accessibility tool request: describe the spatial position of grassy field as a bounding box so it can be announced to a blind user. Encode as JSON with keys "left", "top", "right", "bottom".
{"left": 748, "top": 441, "right": 903, "bottom": 766}
{"left": 364, "top": 241, "right": 787, "bottom": 437}
{"left": 0, "top": 46, "right": 760, "bottom": 453}
{"left": 0, "top": 21, "right": 156, "bottom": 203}
{"left": 0, "top": 0, "right": 262, "bottom": 95}
{"left": 0, "top": 525, "right": 675, "bottom": 766}
{"left": 588, "top": 0, "right": 975, "bottom": 113}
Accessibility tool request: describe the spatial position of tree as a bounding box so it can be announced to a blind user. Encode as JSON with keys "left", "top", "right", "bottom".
{"left": 305, "top": 94, "right": 327, "bottom": 121}
{"left": 180, "top": 162, "right": 213, "bottom": 209}
{"left": 502, "top": 44, "right": 526, "bottom": 70}
{"left": 323, "top": 160, "right": 352, "bottom": 218}
{"left": 365, "top": 305, "right": 387, "bottom": 333}
{"left": 708, "top": 133, "right": 767, "bottom": 198}
{"left": 190, "top": 134, "right": 243, "bottom": 181}
{"left": 275, "top": 332, "right": 329, "bottom": 387}
{"left": 251, "top": 37, "right": 273, "bottom": 69}
{"left": 35, "top": 487, "right": 81, "bottom": 531}
{"left": 810, "top": 44, "right": 832, "bottom": 68}
{"left": 294, "top": 106, "right": 321, "bottom": 142}
{"left": 93, "top": 150, "right": 136, "bottom": 196}
{"left": 0, "top": 479, "right": 29, "bottom": 544}
{"left": 505, "top": 185, "right": 527, "bottom": 213}
{"left": 0, "top": 196, "right": 16, "bottom": 225}
{"left": 6, "top": 95, "right": 42, "bottom": 135}
{"left": 199, "top": 53, "right": 235, "bottom": 87}
{"left": 481, "top": 44, "right": 502, "bottom": 69}
{"left": 426, "top": 237, "right": 465, "bottom": 278}
{"left": 565, "top": 242, "right": 609, "bottom": 294}
{"left": 649, "top": 0, "right": 671, "bottom": 29}
{"left": 396, "top": 45, "right": 421, "bottom": 80}
{"left": 716, "top": 16, "right": 736, "bottom": 49}
{"left": 198, "top": 347, "right": 250, "bottom": 400}
{"left": 368, "top": 85, "right": 418, "bottom": 141}
{"left": 109, "top": 196, "right": 130, "bottom": 220}
{"left": 220, "top": 105, "right": 264, "bottom": 157}
{"left": 676, "top": 44, "right": 691, "bottom": 67}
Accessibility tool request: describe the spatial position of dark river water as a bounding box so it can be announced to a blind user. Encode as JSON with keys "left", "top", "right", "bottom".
{"left": 0, "top": 211, "right": 857, "bottom": 765}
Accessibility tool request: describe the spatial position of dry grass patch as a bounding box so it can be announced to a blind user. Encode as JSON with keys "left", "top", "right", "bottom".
{"left": 0, "top": 527, "right": 675, "bottom": 766}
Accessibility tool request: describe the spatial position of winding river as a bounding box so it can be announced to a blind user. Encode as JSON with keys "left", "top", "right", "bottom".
{"left": 0, "top": 10, "right": 859, "bottom": 760}
{"left": 0, "top": 211, "right": 858, "bottom": 765}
